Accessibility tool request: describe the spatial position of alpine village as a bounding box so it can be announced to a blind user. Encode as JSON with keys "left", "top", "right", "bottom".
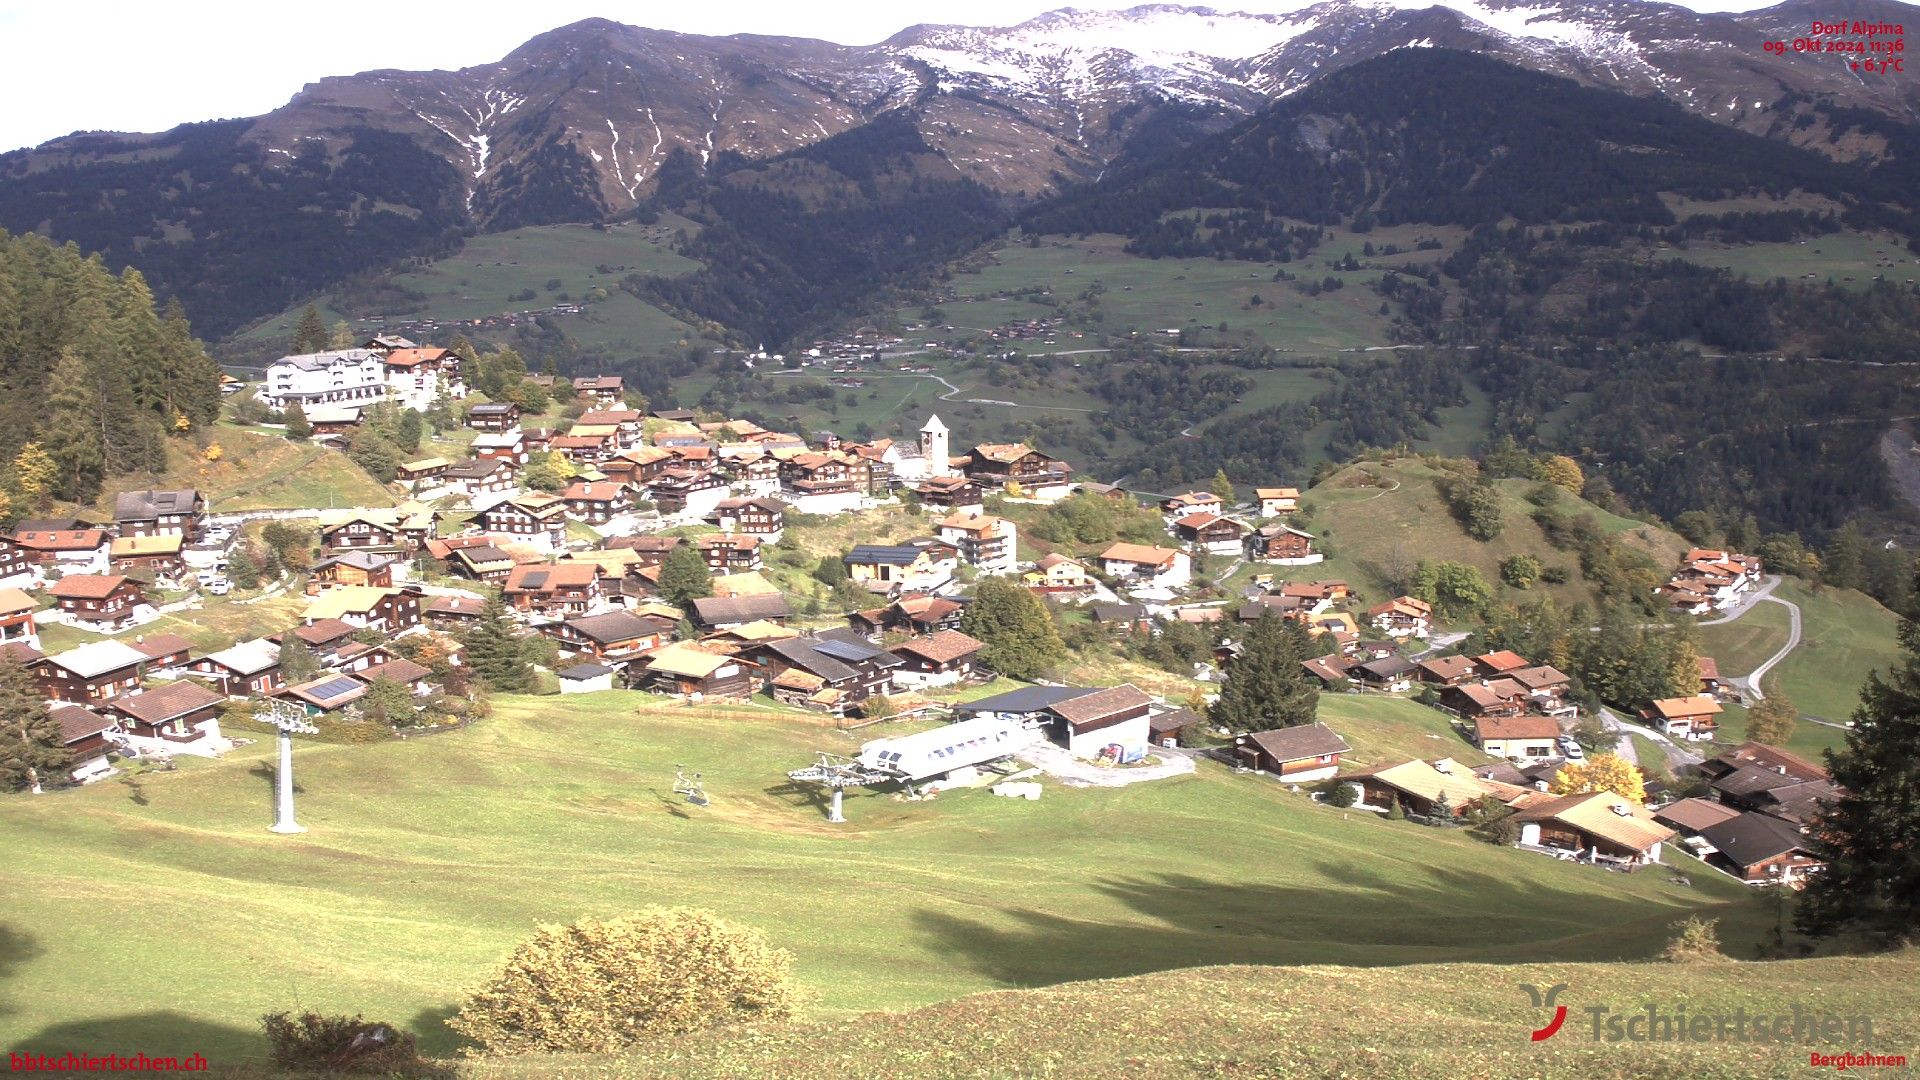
{"left": 2, "top": 3, "right": 1919, "bottom": 1077}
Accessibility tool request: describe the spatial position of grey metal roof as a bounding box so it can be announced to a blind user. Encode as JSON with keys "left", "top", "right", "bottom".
{"left": 559, "top": 662, "right": 616, "bottom": 680}
{"left": 956, "top": 685, "right": 1099, "bottom": 715}
{"left": 846, "top": 545, "right": 924, "bottom": 566}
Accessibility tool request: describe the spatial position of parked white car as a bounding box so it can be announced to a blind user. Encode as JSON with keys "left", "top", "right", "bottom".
{"left": 205, "top": 579, "right": 231, "bottom": 596}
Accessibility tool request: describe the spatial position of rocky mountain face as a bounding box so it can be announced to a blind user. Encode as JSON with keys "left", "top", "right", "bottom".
{"left": 25, "top": 3, "right": 1920, "bottom": 217}
{"left": 2, "top": 2, "right": 1916, "bottom": 335}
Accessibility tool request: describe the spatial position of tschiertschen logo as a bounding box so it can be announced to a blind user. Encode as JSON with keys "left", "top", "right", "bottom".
{"left": 1521, "top": 982, "right": 1570, "bottom": 1042}
{"left": 1517, "top": 980, "right": 1908, "bottom": 1067}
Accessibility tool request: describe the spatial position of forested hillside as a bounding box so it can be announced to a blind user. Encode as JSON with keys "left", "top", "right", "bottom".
{"left": 630, "top": 114, "right": 1010, "bottom": 344}
{"left": 0, "top": 123, "right": 468, "bottom": 337}
{"left": 0, "top": 230, "right": 225, "bottom": 504}
{"left": 1025, "top": 50, "right": 1920, "bottom": 254}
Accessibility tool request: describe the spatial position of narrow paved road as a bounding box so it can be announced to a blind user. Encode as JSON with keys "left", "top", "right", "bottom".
{"left": 1598, "top": 705, "right": 1704, "bottom": 772}
{"left": 762, "top": 369, "right": 1096, "bottom": 413}
{"left": 1697, "top": 575, "right": 1781, "bottom": 626}
{"left": 1733, "top": 593, "right": 1803, "bottom": 703}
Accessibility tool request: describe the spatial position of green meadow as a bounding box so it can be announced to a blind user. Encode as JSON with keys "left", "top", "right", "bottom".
{"left": 0, "top": 692, "right": 1771, "bottom": 1066}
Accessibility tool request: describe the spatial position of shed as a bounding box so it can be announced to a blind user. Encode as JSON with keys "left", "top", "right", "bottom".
{"left": 558, "top": 662, "right": 617, "bottom": 694}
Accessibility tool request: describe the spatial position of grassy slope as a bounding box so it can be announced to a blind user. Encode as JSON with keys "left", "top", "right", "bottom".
{"left": 238, "top": 221, "right": 706, "bottom": 353}
{"left": 1291, "top": 458, "right": 1688, "bottom": 616}
{"left": 464, "top": 952, "right": 1920, "bottom": 1080}
{"left": 1768, "top": 579, "right": 1903, "bottom": 724}
{"left": 927, "top": 227, "right": 1462, "bottom": 353}
{"left": 94, "top": 427, "right": 394, "bottom": 514}
{"left": 1695, "top": 598, "right": 1793, "bottom": 678}
{"left": 0, "top": 694, "right": 1772, "bottom": 1065}
{"left": 1665, "top": 227, "right": 1916, "bottom": 289}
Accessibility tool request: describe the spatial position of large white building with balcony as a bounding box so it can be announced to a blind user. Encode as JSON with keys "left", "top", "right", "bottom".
{"left": 260, "top": 350, "right": 389, "bottom": 410}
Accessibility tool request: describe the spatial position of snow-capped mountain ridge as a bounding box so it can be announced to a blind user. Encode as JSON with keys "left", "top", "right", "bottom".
{"left": 14, "top": 0, "right": 1920, "bottom": 221}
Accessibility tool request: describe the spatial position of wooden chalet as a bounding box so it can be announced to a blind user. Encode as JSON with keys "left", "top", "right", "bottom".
{"left": 395, "top": 457, "right": 451, "bottom": 485}
{"left": 128, "top": 632, "right": 193, "bottom": 673}
{"left": 470, "top": 429, "right": 529, "bottom": 466}
{"left": 112, "top": 488, "right": 204, "bottom": 539}
{"left": 689, "top": 593, "right": 793, "bottom": 632}
{"left": 443, "top": 457, "right": 518, "bottom": 497}
{"left": 887, "top": 630, "right": 986, "bottom": 689}
{"left": 299, "top": 585, "right": 423, "bottom": 634}
{"left": 185, "top": 638, "right": 284, "bottom": 698}
{"left": 48, "top": 574, "right": 145, "bottom": 630}
{"left": 51, "top": 704, "right": 117, "bottom": 782}
{"left": 1368, "top": 596, "right": 1434, "bottom": 640}
{"left": 646, "top": 467, "right": 727, "bottom": 515}
{"left": 542, "top": 610, "right": 676, "bottom": 664}
{"left": 424, "top": 595, "right": 489, "bottom": 628}
{"left": 107, "top": 681, "right": 228, "bottom": 753}
{"left": 562, "top": 481, "right": 633, "bottom": 524}
{"left": 848, "top": 593, "right": 966, "bottom": 639}
{"left": 1243, "top": 523, "right": 1317, "bottom": 563}
{"left": 1511, "top": 792, "right": 1673, "bottom": 867}
{"left": 33, "top": 641, "right": 147, "bottom": 704}
{"left": 1443, "top": 678, "right": 1531, "bottom": 721}
{"left": 695, "top": 534, "right": 763, "bottom": 574}
{"left": 636, "top": 642, "right": 752, "bottom": 700}
{"left": 0, "top": 587, "right": 38, "bottom": 648}
{"left": 965, "top": 443, "right": 1072, "bottom": 497}
{"left": 446, "top": 544, "right": 517, "bottom": 584}
{"left": 1173, "top": 512, "right": 1248, "bottom": 556}
{"left": 1697, "top": 812, "right": 1825, "bottom": 885}
{"left": 747, "top": 631, "right": 903, "bottom": 716}
{"left": 1024, "top": 552, "right": 1093, "bottom": 594}
{"left": 466, "top": 402, "right": 521, "bottom": 431}
{"left": 1641, "top": 695, "right": 1723, "bottom": 741}
{"left": 319, "top": 514, "right": 403, "bottom": 555}
{"left": 572, "top": 375, "right": 625, "bottom": 405}
{"left": 307, "top": 552, "right": 396, "bottom": 594}
{"left": 475, "top": 495, "right": 568, "bottom": 549}
{"left": 707, "top": 497, "right": 785, "bottom": 538}
{"left": 1415, "top": 654, "right": 1478, "bottom": 687}
{"left": 1160, "top": 492, "right": 1222, "bottom": 518}
{"left": 914, "top": 476, "right": 985, "bottom": 513}
{"left": 1233, "top": 722, "right": 1350, "bottom": 782}
{"left": 502, "top": 562, "right": 601, "bottom": 617}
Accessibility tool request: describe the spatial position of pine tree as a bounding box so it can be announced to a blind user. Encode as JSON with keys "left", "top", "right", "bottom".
{"left": 361, "top": 677, "right": 418, "bottom": 727}
{"left": 396, "top": 410, "right": 424, "bottom": 454}
{"left": 463, "top": 595, "right": 535, "bottom": 693}
{"left": 226, "top": 548, "right": 262, "bottom": 590}
{"left": 1211, "top": 613, "right": 1319, "bottom": 731}
{"left": 283, "top": 403, "right": 312, "bottom": 441}
{"left": 347, "top": 429, "right": 402, "bottom": 482}
{"left": 959, "top": 578, "right": 1067, "bottom": 681}
{"left": 0, "top": 653, "right": 68, "bottom": 793}
{"left": 293, "top": 305, "right": 327, "bottom": 353}
{"left": 812, "top": 555, "right": 847, "bottom": 586}
{"left": 44, "top": 349, "right": 108, "bottom": 500}
{"left": 659, "top": 544, "right": 714, "bottom": 609}
{"left": 1745, "top": 691, "right": 1799, "bottom": 747}
{"left": 278, "top": 635, "right": 321, "bottom": 684}
{"left": 1796, "top": 622, "right": 1920, "bottom": 944}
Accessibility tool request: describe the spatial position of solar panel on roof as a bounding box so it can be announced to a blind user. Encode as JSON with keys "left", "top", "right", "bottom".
{"left": 521, "top": 570, "right": 549, "bottom": 588}
{"left": 309, "top": 676, "right": 363, "bottom": 701}
{"left": 814, "top": 639, "right": 880, "bottom": 662}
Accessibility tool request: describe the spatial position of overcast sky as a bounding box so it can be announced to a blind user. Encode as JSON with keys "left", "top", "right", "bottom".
{"left": 2, "top": 0, "right": 1784, "bottom": 153}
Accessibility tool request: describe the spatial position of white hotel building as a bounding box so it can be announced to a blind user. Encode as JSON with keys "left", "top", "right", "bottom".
{"left": 260, "top": 350, "right": 389, "bottom": 410}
